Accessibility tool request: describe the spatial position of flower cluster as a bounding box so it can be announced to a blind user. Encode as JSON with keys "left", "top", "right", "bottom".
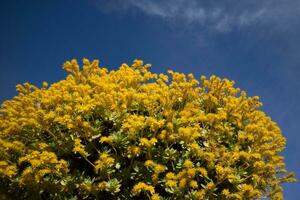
{"left": 0, "top": 58, "right": 296, "bottom": 199}
{"left": 94, "top": 153, "right": 115, "bottom": 173}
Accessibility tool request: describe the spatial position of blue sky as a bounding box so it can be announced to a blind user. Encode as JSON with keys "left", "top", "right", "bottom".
{"left": 0, "top": 0, "right": 299, "bottom": 198}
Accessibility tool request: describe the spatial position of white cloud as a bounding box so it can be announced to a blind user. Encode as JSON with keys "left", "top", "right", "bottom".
{"left": 92, "top": 0, "right": 300, "bottom": 32}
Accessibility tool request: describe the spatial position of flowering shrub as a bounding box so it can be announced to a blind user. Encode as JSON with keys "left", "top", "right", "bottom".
{"left": 0, "top": 59, "right": 296, "bottom": 199}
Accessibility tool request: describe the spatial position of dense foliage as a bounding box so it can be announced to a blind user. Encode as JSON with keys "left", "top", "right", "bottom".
{"left": 0, "top": 59, "right": 296, "bottom": 199}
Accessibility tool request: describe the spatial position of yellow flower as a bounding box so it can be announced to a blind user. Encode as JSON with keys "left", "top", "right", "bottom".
{"left": 206, "top": 182, "right": 215, "bottom": 191}
{"left": 96, "top": 181, "right": 107, "bottom": 191}
{"left": 158, "top": 130, "right": 167, "bottom": 140}
{"left": 195, "top": 190, "right": 205, "bottom": 199}
{"left": 132, "top": 182, "right": 155, "bottom": 195}
{"left": 127, "top": 145, "right": 141, "bottom": 157}
{"left": 38, "top": 142, "right": 49, "bottom": 149}
{"left": 187, "top": 168, "right": 196, "bottom": 178}
{"left": 222, "top": 189, "right": 230, "bottom": 196}
{"left": 145, "top": 160, "right": 155, "bottom": 167}
{"left": 100, "top": 136, "right": 113, "bottom": 144}
{"left": 72, "top": 138, "right": 90, "bottom": 157}
{"left": 165, "top": 180, "right": 177, "bottom": 187}
{"left": 151, "top": 193, "right": 161, "bottom": 200}
{"left": 0, "top": 161, "right": 17, "bottom": 178}
{"left": 152, "top": 173, "right": 159, "bottom": 183}
{"left": 94, "top": 153, "right": 115, "bottom": 173}
{"left": 149, "top": 137, "right": 158, "bottom": 146}
{"left": 197, "top": 167, "right": 208, "bottom": 177}
{"left": 122, "top": 115, "right": 145, "bottom": 133}
{"left": 154, "top": 164, "right": 165, "bottom": 174}
{"left": 139, "top": 138, "right": 150, "bottom": 147}
{"left": 190, "top": 180, "right": 198, "bottom": 189}
{"left": 18, "top": 150, "right": 68, "bottom": 183}
{"left": 165, "top": 172, "right": 176, "bottom": 180}
{"left": 166, "top": 122, "right": 173, "bottom": 130}
{"left": 183, "top": 159, "right": 193, "bottom": 168}
{"left": 179, "top": 178, "right": 187, "bottom": 189}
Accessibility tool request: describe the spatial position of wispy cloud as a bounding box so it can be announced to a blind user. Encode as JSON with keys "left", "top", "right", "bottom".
{"left": 92, "top": 0, "right": 300, "bottom": 32}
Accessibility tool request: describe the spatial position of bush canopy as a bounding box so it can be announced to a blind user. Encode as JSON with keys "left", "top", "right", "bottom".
{"left": 0, "top": 59, "right": 296, "bottom": 199}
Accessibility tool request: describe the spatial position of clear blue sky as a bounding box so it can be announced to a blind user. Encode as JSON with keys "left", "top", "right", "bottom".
{"left": 0, "top": 0, "right": 299, "bottom": 198}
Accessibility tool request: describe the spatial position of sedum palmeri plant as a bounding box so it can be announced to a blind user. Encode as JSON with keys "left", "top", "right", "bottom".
{"left": 0, "top": 59, "right": 296, "bottom": 200}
